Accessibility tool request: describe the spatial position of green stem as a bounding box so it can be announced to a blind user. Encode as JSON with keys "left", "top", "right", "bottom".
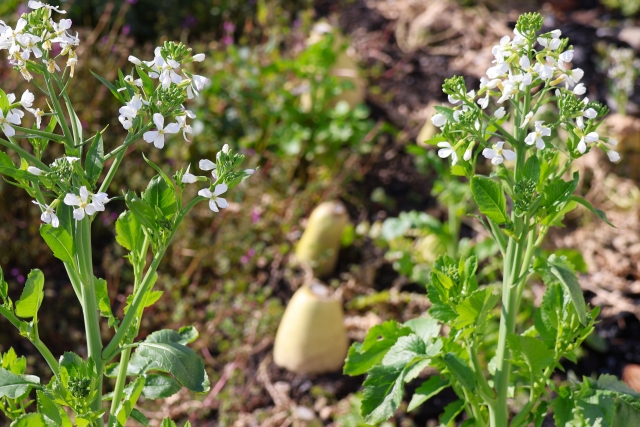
{"left": 0, "top": 138, "right": 49, "bottom": 170}
{"left": 107, "top": 347, "right": 132, "bottom": 426}
{"left": 0, "top": 305, "right": 59, "bottom": 376}
{"left": 76, "top": 218, "right": 103, "bottom": 425}
{"left": 43, "top": 73, "right": 73, "bottom": 148}
{"left": 447, "top": 199, "right": 459, "bottom": 258}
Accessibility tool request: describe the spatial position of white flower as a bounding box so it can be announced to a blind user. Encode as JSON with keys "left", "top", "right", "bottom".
{"left": 573, "top": 83, "right": 586, "bottom": 95}
{"left": 66, "top": 50, "right": 77, "bottom": 78}
{"left": 192, "top": 53, "right": 205, "bottom": 62}
{"left": 154, "top": 52, "right": 182, "bottom": 89}
{"left": 437, "top": 142, "right": 458, "bottom": 165}
{"left": 44, "top": 58, "right": 60, "bottom": 73}
{"left": 559, "top": 50, "right": 574, "bottom": 63}
{"left": 448, "top": 95, "right": 461, "bottom": 105}
{"left": 63, "top": 186, "right": 105, "bottom": 220}
{"left": 497, "top": 81, "right": 517, "bottom": 103}
{"left": 91, "top": 192, "right": 110, "bottom": 210}
{"left": 494, "top": 107, "right": 506, "bottom": 119}
{"left": 0, "top": 109, "right": 19, "bottom": 137}
{"left": 199, "top": 159, "right": 217, "bottom": 179}
{"left": 463, "top": 148, "right": 472, "bottom": 161}
{"left": 181, "top": 165, "right": 197, "bottom": 184}
{"left": 143, "top": 113, "right": 179, "bottom": 149}
{"left": 431, "top": 113, "right": 447, "bottom": 127}
{"left": 176, "top": 115, "right": 193, "bottom": 141}
{"left": 32, "top": 201, "right": 59, "bottom": 228}
{"left": 487, "top": 62, "right": 509, "bottom": 79}
{"left": 244, "top": 169, "right": 255, "bottom": 175}
{"left": 608, "top": 138, "right": 618, "bottom": 147}
{"left": 19, "top": 90, "right": 34, "bottom": 109}
{"left": 118, "top": 94, "right": 144, "bottom": 129}
{"left": 186, "top": 74, "right": 209, "bottom": 99}
{"left": 607, "top": 150, "right": 620, "bottom": 162}
{"left": 28, "top": 1, "right": 66, "bottom": 14}
{"left": 482, "top": 141, "right": 516, "bottom": 165}
{"left": 533, "top": 63, "right": 555, "bottom": 80}
{"left": 480, "top": 77, "right": 500, "bottom": 89}
{"left": 524, "top": 121, "right": 551, "bottom": 149}
{"left": 222, "top": 144, "right": 230, "bottom": 154}
{"left": 28, "top": 166, "right": 43, "bottom": 176}
{"left": 198, "top": 184, "right": 229, "bottom": 212}
{"left": 576, "top": 132, "right": 599, "bottom": 154}
{"left": 477, "top": 94, "right": 489, "bottom": 109}
{"left": 128, "top": 55, "right": 142, "bottom": 65}
{"left": 520, "top": 111, "right": 534, "bottom": 128}
{"left": 583, "top": 108, "right": 597, "bottom": 119}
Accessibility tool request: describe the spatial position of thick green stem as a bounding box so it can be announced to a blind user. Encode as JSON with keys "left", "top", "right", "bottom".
{"left": 0, "top": 305, "right": 59, "bottom": 376}
{"left": 107, "top": 347, "right": 132, "bottom": 426}
{"left": 76, "top": 218, "right": 103, "bottom": 425}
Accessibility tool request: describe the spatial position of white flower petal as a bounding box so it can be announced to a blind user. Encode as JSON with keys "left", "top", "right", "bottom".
{"left": 199, "top": 159, "right": 216, "bottom": 171}
{"left": 213, "top": 183, "right": 228, "bottom": 196}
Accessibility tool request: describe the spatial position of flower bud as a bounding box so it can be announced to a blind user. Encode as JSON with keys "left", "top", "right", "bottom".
{"left": 128, "top": 55, "right": 142, "bottom": 65}
{"left": 192, "top": 53, "right": 205, "bottom": 62}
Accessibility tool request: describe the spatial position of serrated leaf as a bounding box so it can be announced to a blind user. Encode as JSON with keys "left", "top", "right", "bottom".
{"left": 440, "top": 399, "right": 465, "bottom": 425}
{"left": 85, "top": 132, "right": 104, "bottom": 185}
{"left": 344, "top": 321, "right": 412, "bottom": 376}
{"left": 443, "top": 353, "right": 475, "bottom": 392}
{"left": 0, "top": 367, "right": 40, "bottom": 398}
{"left": 471, "top": 176, "right": 508, "bottom": 224}
{"left": 454, "top": 286, "right": 499, "bottom": 330}
{"left": 508, "top": 335, "right": 554, "bottom": 374}
{"left": 9, "top": 413, "right": 47, "bottom": 427}
{"left": 408, "top": 375, "right": 448, "bottom": 412}
{"left": 135, "top": 342, "right": 210, "bottom": 392}
{"left": 144, "top": 328, "right": 199, "bottom": 346}
{"left": 15, "top": 269, "right": 44, "bottom": 318}
{"left": 403, "top": 317, "right": 440, "bottom": 343}
{"left": 141, "top": 374, "right": 182, "bottom": 399}
{"left": 429, "top": 302, "right": 458, "bottom": 323}
{"left": 40, "top": 224, "right": 74, "bottom": 264}
{"left": 548, "top": 255, "right": 587, "bottom": 325}
{"left": 381, "top": 335, "right": 426, "bottom": 366}
{"left": 361, "top": 364, "right": 405, "bottom": 424}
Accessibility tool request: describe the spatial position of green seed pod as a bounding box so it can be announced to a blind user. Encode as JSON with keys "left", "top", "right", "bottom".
{"left": 295, "top": 200, "right": 349, "bottom": 277}
{"left": 273, "top": 282, "right": 348, "bottom": 374}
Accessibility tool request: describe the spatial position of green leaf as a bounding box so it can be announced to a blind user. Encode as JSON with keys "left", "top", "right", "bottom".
{"left": 95, "top": 277, "right": 118, "bottom": 328}
{"left": 0, "top": 367, "right": 40, "bottom": 398}
{"left": 0, "top": 88, "right": 9, "bottom": 113}
{"left": 40, "top": 224, "right": 74, "bottom": 264}
{"left": 569, "top": 195, "right": 614, "bottom": 227}
{"left": 124, "top": 191, "right": 156, "bottom": 231}
{"left": 115, "top": 210, "right": 145, "bottom": 258}
{"left": 440, "top": 399, "right": 465, "bottom": 425}
{"left": 142, "top": 153, "right": 175, "bottom": 191}
{"left": 160, "top": 419, "right": 177, "bottom": 427}
{"left": 130, "top": 408, "right": 150, "bottom": 426}
{"left": 141, "top": 374, "right": 182, "bottom": 399}
{"left": 548, "top": 255, "right": 587, "bottom": 325}
{"left": 407, "top": 376, "right": 448, "bottom": 412}
{"left": 15, "top": 269, "right": 45, "bottom": 318}
{"left": 471, "top": 176, "right": 508, "bottom": 224}
{"left": 136, "top": 67, "right": 155, "bottom": 96}
{"left": 403, "top": 317, "right": 440, "bottom": 343}
{"left": 10, "top": 413, "right": 47, "bottom": 427}
{"left": 85, "top": 132, "right": 104, "bottom": 185}
{"left": 543, "top": 174, "right": 577, "bottom": 210}
{"left": 454, "top": 287, "right": 499, "bottom": 330}
{"left": 143, "top": 175, "right": 177, "bottom": 219}
{"left": 144, "top": 327, "right": 199, "bottom": 346}
{"left": 361, "top": 364, "right": 405, "bottom": 424}
{"left": 381, "top": 335, "right": 426, "bottom": 366}
{"left": 429, "top": 302, "right": 458, "bottom": 323}
{"left": 135, "top": 342, "right": 210, "bottom": 392}
{"left": 344, "top": 321, "right": 412, "bottom": 376}
{"left": 37, "top": 390, "right": 72, "bottom": 427}
{"left": 508, "top": 335, "right": 554, "bottom": 374}
{"left": 443, "top": 353, "right": 476, "bottom": 392}
{"left": 90, "top": 71, "right": 123, "bottom": 102}
{"left": 612, "top": 397, "right": 640, "bottom": 426}
{"left": 523, "top": 155, "right": 540, "bottom": 187}
{"left": 116, "top": 376, "right": 145, "bottom": 427}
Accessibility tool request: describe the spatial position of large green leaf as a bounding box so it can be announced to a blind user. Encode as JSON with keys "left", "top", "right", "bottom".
{"left": 40, "top": 224, "right": 74, "bottom": 264}
{"left": 0, "top": 367, "right": 40, "bottom": 398}
{"left": 115, "top": 210, "right": 145, "bottom": 258}
{"left": 381, "top": 335, "right": 426, "bottom": 366}
{"left": 440, "top": 399, "right": 465, "bottom": 426}
{"left": 135, "top": 342, "right": 210, "bottom": 393}
{"left": 470, "top": 176, "right": 508, "bottom": 224}
{"left": 403, "top": 317, "right": 440, "bottom": 343}
{"left": 141, "top": 374, "right": 182, "bottom": 399}
{"left": 612, "top": 397, "right": 640, "bottom": 425}
{"left": 523, "top": 155, "right": 540, "bottom": 187}
{"left": 124, "top": 191, "right": 156, "bottom": 232}
{"left": 143, "top": 175, "right": 177, "bottom": 219}
{"left": 508, "top": 335, "right": 554, "bottom": 374}
{"left": 454, "top": 287, "right": 499, "bottom": 330}
{"left": 85, "top": 132, "right": 104, "bottom": 185}
{"left": 10, "top": 413, "right": 47, "bottom": 427}
{"left": 407, "top": 376, "right": 449, "bottom": 412}
{"left": 37, "top": 390, "right": 72, "bottom": 427}
{"left": 145, "top": 327, "right": 199, "bottom": 346}
{"left": 548, "top": 255, "right": 587, "bottom": 325}
{"left": 443, "top": 353, "right": 476, "bottom": 392}
{"left": 361, "top": 364, "right": 405, "bottom": 424}
{"left": 344, "top": 321, "right": 412, "bottom": 376}
{"left": 15, "top": 269, "right": 45, "bottom": 318}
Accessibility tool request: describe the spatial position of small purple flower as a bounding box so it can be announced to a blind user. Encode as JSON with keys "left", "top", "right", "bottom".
{"left": 125, "top": 0, "right": 138, "bottom": 4}
{"left": 10, "top": 268, "right": 19, "bottom": 277}
{"left": 240, "top": 248, "right": 256, "bottom": 264}
{"left": 251, "top": 209, "right": 260, "bottom": 224}
{"left": 17, "top": 275, "right": 24, "bottom": 284}
{"left": 223, "top": 35, "right": 233, "bottom": 46}
{"left": 122, "top": 24, "right": 131, "bottom": 36}
{"left": 223, "top": 21, "right": 235, "bottom": 33}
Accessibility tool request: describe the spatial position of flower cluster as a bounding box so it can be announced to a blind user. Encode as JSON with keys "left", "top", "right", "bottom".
{"left": 430, "top": 13, "right": 618, "bottom": 166}
{"left": 117, "top": 42, "right": 208, "bottom": 148}
{"left": 0, "top": 1, "right": 79, "bottom": 81}
{"left": 606, "top": 47, "right": 640, "bottom": 98}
